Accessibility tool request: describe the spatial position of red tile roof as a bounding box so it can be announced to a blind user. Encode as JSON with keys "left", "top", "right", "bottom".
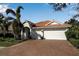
{"left": 35, "top": 20, "right": 51, "bottom": 27}
{"left": 33, "top": 20, "right": 71, "bottom": 27}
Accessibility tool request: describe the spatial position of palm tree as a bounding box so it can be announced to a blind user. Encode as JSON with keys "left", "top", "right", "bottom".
{"left": 0, "top": 13, "right": 14, "bottom": 37}
{"left": 6, "top": 6, "right": 24, "bottom": 40}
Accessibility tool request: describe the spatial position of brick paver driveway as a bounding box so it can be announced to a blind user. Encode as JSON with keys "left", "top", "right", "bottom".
{"left": 0, "top": 40, "right": 78, "bottom": 56}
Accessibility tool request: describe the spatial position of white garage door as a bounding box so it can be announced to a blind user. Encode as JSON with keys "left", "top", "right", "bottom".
{"left": 44, "top": 30, "right": 67, "bottom": 40}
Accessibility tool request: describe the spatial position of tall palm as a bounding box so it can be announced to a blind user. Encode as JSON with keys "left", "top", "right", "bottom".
{"left": 6, "top": 6, "right": 24, "bottom": 40}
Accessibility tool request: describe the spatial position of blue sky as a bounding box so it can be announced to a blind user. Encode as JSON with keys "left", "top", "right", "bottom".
{"left": 0, "top": 3, "right": 77, "bottom": 23}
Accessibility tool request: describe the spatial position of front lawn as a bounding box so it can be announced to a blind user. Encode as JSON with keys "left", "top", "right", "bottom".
{"left": 69, "top": 39, "right": 79, "bottom": 49}
{"left": 0, "top": 37, "right": 24, "bottom": 47}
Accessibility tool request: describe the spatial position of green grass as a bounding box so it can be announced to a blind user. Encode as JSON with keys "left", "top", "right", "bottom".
{"left": 0, "top": 37, "right": 24, "bottom": 47}
{"left": 69, "top": 39, "right": 79, "bottom": 49}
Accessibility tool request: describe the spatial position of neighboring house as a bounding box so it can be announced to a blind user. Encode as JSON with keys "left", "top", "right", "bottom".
{"left": 24, "top": 20, "right": 71, "bottom": 40}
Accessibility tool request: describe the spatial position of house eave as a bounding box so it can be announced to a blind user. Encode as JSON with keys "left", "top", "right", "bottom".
{"left": 33, "top": 23, "right": 71, "bottom": 29}
{"left": 32, "top": 26, "right": 68, "bottom": 30}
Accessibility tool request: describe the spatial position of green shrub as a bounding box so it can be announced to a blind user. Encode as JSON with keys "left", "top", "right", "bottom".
{"left": 0, "top": 37, "right": 24, "bottom": 47}
{"left": 69, "top": 39, "right": 79, "bottom": 48}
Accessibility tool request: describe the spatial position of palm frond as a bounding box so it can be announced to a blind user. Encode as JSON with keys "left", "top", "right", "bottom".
{"left": 73, "top": 14, "right": 79, "bottom": 19}
{"left": 6, "top": 9, "right": 16, "bottom": 16}
{"left": 0, "top": 13, "right": 4, "bottom": 18}
{"left": 16, "top": 6, "right": 24, "bottom": 13}
{"left": 0, "top": 19, "right": 3, "bottom": 23}
{"left": 49, "top": 3, "right": 69, "bottom": 11}
{"left": 5, "top": 17, "right": 15, "bottom": 20}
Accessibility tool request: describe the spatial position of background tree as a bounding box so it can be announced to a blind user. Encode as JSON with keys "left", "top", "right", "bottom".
{"left": 65, "top": 18, "right": 79, "bottom": 40}
{"left": 48, "top": 3, "right": 69, "bottom": 11}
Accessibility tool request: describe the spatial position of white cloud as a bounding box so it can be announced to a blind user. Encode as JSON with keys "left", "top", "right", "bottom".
{"left": 0, "top": 4, "right": 9, "bottom": 13}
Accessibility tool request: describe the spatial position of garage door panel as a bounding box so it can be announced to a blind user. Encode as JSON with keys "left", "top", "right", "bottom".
{"left": 44, "top": 30, "right": 66, "bottom": 40}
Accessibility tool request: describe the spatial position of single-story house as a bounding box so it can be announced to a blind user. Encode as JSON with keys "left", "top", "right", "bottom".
{"left": 23, "top": 20, "right": 71, "bottom": 40}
